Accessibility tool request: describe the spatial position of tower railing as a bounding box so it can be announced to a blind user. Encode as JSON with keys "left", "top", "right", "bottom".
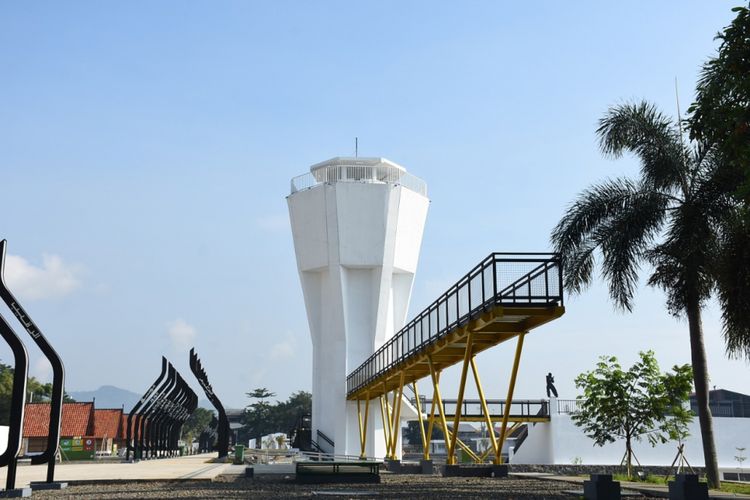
{"left": 346, "top": 253, "right": 563, "bottom": 397}
{"left": 290, "top": 165, "right": 427, "bottom": 196}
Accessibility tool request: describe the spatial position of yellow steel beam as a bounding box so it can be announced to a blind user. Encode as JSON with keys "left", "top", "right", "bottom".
{"left": 389, "top": 372, "right": 405, "bottom": 459}
{"left": 470, "top": 356, "right": 499, "bottom": 461}
{"left": 412, "top": 381, "right": 428, "bottom": 461}
{"left": 427, "top": 356, "right": 451, "bottom": 464}
{"left": 496, "top": 332, "right": 526, "bottom": 464}
{"left": 379, "top": 394, "right": 390, "bottom": 453}
{"left": 357, "top": 398, "right": 364, "bottom": 457}
{"left": 357, "top": 393, "right": 370, "bottom": 459}
{"left": 424, "top": 371, "right": 440, "bottom": 460}
{"left": 447, "top": 330, "right": 474, "bottom": 465}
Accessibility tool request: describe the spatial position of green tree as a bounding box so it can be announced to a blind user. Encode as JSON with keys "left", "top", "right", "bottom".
{"left": 0, "top": 361, "right": 74, "bottom": 425}
{"left": 242, "top": 388, "right": 277, "bottom": 441}
{"left": 688, "top": 4, "right": 750, "bottom": 360}
{"left": 689, "top": 5, "right": 750, "bottom": 200}
{"left": 240, "top": 389, "right": 312, "bottom": 444}
{"left": 403, "top": 420, "right": 444, "bottom": 445}
{"left": 551, "top": 101, "right": 730, "bottom": 486}
{"left": 182, "top": 407, "right": 215, "bottom": 444}
{"left": 572, "top": 352, "right": 693, "bottom": 479}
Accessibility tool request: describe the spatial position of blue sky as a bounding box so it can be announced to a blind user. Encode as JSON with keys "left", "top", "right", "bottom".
{"left": 1, "top": 1, "right": 747, "bottom": 408}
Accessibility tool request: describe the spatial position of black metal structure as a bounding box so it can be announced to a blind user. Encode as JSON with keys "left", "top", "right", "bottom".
{"left": 0, "top": 239, "right": 67, "bottom": 484}
{"left": 189, "top": 348, "right": 229, "bottom": 458}
{"left": 126, "top": 357, "right": 168, "bottom": 460}
{"left": 346, "top": 253, "right": 563, "bottom": 396}
{"left": 289, "top": 413, "right": 312, "bottom": 451}
{"left": 412, "top": 396, "right": 550, "bottom": 421}
{"left": 127, "top": 358, "right": 196, "bottom": 460}
{"left": 0, "top": 313, "right": 28, "bottom": 491}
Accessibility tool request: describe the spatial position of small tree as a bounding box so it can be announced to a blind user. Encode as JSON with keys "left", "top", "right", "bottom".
{"left": 572, "top": 351, "right": 693, "bottom": 479}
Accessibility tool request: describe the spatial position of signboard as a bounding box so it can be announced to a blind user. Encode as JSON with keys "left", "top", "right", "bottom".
{"left": 60, "top": 437, "right": 95, "bottom": 460}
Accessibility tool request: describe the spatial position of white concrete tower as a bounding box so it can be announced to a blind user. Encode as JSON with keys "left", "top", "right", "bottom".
{"left": 288, "top": 157, "right": 429, "bottom": 458}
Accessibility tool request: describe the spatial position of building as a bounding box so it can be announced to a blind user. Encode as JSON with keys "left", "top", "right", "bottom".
{"left": 93, "top": 408, "right": 125, "bottom": 455}
{"left": 288, "top": 157, "right": 428, "bottom": 458}
{"left": 690, "top": 389, "right": 750, "bottom": 418}
{"left": 22, "top": 402, "right": 95, "bottom": 456}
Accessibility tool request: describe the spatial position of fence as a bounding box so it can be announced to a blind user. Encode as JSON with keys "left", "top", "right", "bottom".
{"left": 290, "top": 163, "right": 427, "bottom": 197}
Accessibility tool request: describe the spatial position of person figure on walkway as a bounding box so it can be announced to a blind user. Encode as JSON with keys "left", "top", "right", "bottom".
{"left": 546, "top": 372, "right": 558, "bottom": 398}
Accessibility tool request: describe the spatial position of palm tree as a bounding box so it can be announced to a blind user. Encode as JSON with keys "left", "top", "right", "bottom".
{"left": 551, "top": 101, "right": 735, "bottom": 487}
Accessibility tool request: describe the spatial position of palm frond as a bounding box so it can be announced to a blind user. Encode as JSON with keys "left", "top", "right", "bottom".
{"left": 551, "top": 178, "right": 670, "bottom": 309}
{"left": 716, "top": 212, "right": 750, "bottom": 360}
{"left": 597, "top": 101, "right": 686, "bottom": 193}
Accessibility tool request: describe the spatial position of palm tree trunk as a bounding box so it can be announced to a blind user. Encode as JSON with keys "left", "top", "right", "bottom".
{"left": 686, "top": 298, "right": 720, "bottom": 488}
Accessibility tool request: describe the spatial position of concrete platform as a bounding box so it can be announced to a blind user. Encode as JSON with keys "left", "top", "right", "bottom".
{"left": 0, "top": 453, "right": 232, "bottom": 487}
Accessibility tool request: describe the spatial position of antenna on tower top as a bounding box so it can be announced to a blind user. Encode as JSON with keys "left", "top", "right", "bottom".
{"left": 355, "top": 137, "right": 358, "bottom": 158}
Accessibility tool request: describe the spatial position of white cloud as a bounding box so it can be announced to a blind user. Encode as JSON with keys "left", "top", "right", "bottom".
{"left": 255, "top": 213, "right": 289, "bottom": 232}
{"left": 269, "top": 338, "right": 295, "bottom": 361}
{"left": 30, "top": 356, "right": 53, "bottom": 384}
{"left": 4, "top": 253, "right": 82, "bottom": 300}
{"left": 166, "top": 319, "right": 197, "bottom": 351}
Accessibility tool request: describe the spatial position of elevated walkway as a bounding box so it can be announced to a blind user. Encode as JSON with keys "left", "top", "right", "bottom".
{"left": 344, "top": 253, "right": 564, "bottom": 465}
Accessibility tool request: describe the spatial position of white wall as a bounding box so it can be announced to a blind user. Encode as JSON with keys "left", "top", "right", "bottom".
{"left": 511, "top": 404, "right": 750, "bottom": 467}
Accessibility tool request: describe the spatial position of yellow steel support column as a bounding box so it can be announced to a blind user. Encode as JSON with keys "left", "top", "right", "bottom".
{"left": 388, "top": 372, "right": 405, "bottom": 459}
{"left": 427, "top": 356, "right": 451, "bottom": 464}
{"left": 357, "top": 398, "right": 365, "bottom": 458}
{"left": 496, "top": 332, "right": 526, "bottom": 464}
{"left": 412, "top": 381, "right": 428, "bottom": 461}
{"left": 358, "top": 393, "right": 371, "bottom": 459}
{"left": 433, "top": 419, "right": 482, "bottom": 463}
{"left": 379, "top": 394, "right": 391, "bottom": 453}
{"left": 447, "top": 331, "right": 474, "bottom": 465}
{"left": 470, "top": 357, "right": 499, "bottom": 461}
{"left": 424, "top": 371, "right": 440, "bottom": 460}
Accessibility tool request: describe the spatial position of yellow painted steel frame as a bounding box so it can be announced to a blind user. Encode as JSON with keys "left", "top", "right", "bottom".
{"left": 496, "top": 332, "right": 526, "bottom": 464}
{"left": 351, "top": 302, "right": 555, "bottom": 462}
{"left": 411, "top": 382, "right": 428, "bottom": 460}
{"left": 357, "top": 392, "right": 370, "bottom": 458}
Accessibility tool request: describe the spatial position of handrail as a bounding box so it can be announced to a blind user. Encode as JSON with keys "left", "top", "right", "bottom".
{"left": 290, "top": 164, "right": 427, "bottom": 197}
{"left": 413, "top": 397, "right": 550, "bottom": 419}
{"left": 316, "top": 429, "right": 335, "bottom": 448}
{"left": 346, "top": 253, "right": 563, "bottom": 397}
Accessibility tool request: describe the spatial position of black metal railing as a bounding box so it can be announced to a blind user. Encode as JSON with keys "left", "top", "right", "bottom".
{"left": 346, "top": 253, "right": 562, "bottom": 396}
{"left": 557, "top": 399, "right": 583, "bottom": 414}
{"left": 412, "top": 397, "right": 550, "bottom": 419}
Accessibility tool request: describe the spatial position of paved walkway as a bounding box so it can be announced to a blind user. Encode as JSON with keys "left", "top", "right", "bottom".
{"left": 0, "top": 453, "right": 238, "bottom": 487}
{"left": 512, "top": 472, "right": 750, "bottom": 499}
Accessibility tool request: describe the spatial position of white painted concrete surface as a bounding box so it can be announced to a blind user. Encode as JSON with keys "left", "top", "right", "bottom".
{"left": 511, "top": 399, "right": 750, "bottom": 467}
{"left": 288, "top": 157, "right": 429, "bottom": 458}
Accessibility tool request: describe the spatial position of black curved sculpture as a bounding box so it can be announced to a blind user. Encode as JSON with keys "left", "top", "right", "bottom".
{"left": 0, "top": 314, "right": 28, "bottom": 491}
{"left": 189, "top": 348, "right": 229, "bottom": 458}
{"left": 126, "top": 357, "right": 168, "bottom": 460}
{"left": 128, "top": 359, "right": 197, "bottom": 459}
{"left": 139, "top": 364, "right": 176, "bottom": 459}
{"left": 0, "top": 239, "right": 66, "bottom": 484}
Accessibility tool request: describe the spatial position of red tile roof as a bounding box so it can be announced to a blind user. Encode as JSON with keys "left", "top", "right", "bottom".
{"left": 23, "top": 402, "right": 95, "bottom": 438}
{"left": 93, "top": 409, "right": 123, "bottom": 439}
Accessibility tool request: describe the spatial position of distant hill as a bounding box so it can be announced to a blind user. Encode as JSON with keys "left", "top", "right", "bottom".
{"left": 69, "top": 386, "right": 219, "bottom": 413}
{"left": 69, "top": 385, "right": 141, "bottom": 412}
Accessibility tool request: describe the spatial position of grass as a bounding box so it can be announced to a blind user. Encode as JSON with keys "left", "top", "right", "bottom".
{"left": 611, "top": 473, "right": 750, "bottom": 494}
